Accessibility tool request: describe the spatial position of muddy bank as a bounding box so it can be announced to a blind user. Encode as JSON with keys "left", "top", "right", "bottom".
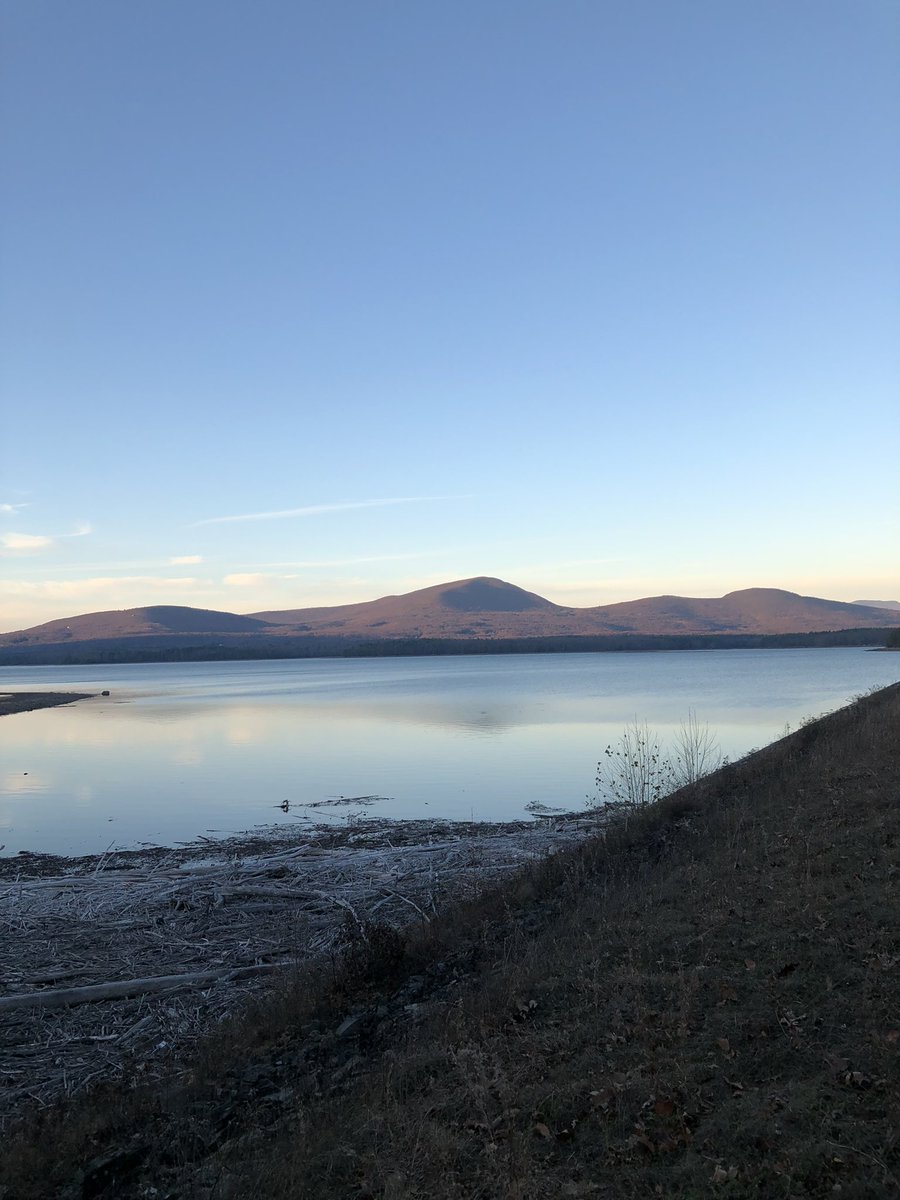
{"left": 0, "top": 691, "right": 96, "bottom": 718}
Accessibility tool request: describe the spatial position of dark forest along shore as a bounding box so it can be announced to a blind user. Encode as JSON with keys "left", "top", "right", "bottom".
{"left": 2, "top": 648, "right": 900, "bottom": 857}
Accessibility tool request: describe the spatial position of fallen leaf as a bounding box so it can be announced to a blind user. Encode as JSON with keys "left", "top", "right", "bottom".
{"left": 717, "top": 1038, "right": 731, "bottom": 1054}
{"left": 533, "top": 1122, "right": 553, "bottom": 1140}
{"left": 711, "top": 1165, "right": 738, "bottom": 1182}
{"left": 843, "top": 1070, "right": 870, "bottom": 1088}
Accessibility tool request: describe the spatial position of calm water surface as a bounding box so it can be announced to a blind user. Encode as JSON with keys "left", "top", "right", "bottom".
{"left": 1, "top": 649, "right": 898, "bottom": 856}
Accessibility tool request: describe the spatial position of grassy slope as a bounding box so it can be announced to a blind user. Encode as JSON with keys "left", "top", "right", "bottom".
{"left": 3, "top": 684, "right": 899, "bottom": 1199}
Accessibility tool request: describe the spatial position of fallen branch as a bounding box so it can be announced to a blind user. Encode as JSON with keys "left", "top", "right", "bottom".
{"left": 378, "top": 888, "right": 431, "bottom": 922}
{"left": 0, "top": 963, "right": 284, "bottom": 1013}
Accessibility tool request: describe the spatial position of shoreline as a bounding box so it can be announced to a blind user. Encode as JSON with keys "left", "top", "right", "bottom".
{"left": 0, "top": 808, "right": 591, "bottom": 879}
{"left": 0, "top": 809, "right": 604, "bottom": 1122}
{"left": 3, "top": 683, "right": 899, "bottom": 1196}
{"left": 0, "top": 691, "right": 96, "bottom": 718}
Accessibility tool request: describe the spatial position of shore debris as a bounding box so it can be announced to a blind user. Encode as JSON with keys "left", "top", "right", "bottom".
{"left": 0, "top": 811, "right": 605, "bottom": 1124}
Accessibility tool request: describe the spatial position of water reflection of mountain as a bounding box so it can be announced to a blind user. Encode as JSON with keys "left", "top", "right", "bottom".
{"left": 6, "top": 686, "right": 844, "bottom": 745}
{"left": 5, "top": 649, "right": 898, "bottom": 754}
{"left": 77, "top": 695, "right": 558, "bottom": 737}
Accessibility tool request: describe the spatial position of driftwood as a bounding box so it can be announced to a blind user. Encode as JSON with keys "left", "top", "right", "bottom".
{"left": 0, "top": 963, "right": 285, "bottom": 1012}
{"left": 0, "top": 811, "right": 607, "bottom": 1125}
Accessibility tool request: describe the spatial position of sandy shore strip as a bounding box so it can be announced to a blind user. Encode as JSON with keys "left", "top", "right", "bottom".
{"left": 0, "top": 691, "right": 96, "bottom": 717}
{"left": 0, "top": 809, "right": 607, "bottom": 1125}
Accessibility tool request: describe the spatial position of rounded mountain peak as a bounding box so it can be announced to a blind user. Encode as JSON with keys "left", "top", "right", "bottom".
{"left": 429, "top": 577, "right": 554, "bottom": 613}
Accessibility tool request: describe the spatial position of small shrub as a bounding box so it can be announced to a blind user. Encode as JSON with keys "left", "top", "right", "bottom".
{"left": 335, "top": 913, "right": 407, "bottom": 984}
{"left": 593, "top": 714, "right": 722, "bottom": 811}
{"left": 595, "top": 719, "right": 676, "bottom": 809}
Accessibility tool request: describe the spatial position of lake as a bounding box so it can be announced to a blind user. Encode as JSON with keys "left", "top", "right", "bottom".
{"left": 2, "top": 648, "right": 898, "bottom": 857}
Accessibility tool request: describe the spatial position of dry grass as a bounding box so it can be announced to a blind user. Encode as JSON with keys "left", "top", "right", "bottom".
{"left": 2, "top": 683, "right": 899, "bottom": 1199}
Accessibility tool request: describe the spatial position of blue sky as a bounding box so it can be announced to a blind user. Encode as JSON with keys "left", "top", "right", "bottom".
{"left": 2, "top": 0, "right": 898, "bottom": 630}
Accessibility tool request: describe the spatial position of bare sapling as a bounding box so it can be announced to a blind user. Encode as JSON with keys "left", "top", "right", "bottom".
{"left": 593, "top": 713, "right": 722, "bottom": 811}
{"left": 671, "top": 708, "right": 722, "bottom": 787}
{"left": 594, "top": 719, "right": 676, "bottom": 810}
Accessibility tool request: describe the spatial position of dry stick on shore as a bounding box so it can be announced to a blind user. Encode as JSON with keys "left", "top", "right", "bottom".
{"left": 0, "top": 963, "right": 287, "bottom": 1013}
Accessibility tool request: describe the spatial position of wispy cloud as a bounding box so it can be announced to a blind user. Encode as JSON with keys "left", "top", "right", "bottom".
{"left": 223, "top": 573, "right": 266, "bottom": 586}
{"left": 170, "top": 554, "right": 204, "bottom": 565}
{"left": 20, "top": 557, "right": 202, "bottom": 575}
{"left": 1, "top": 533, "right": 53, "bottom": 552}
{"left": 257, "top": 553, "right": 427, "bottom": 569}
{"left": 1, "top": 575, "right": 201, "bottom": 600}
{"left": 0, "top": 502, "right": 30, "bottom": 515}
{"left": 0, "top": 521, "right": 91, "bottom": 557}
{"left": 190, "top": 496, "right": 470, "bottom": 527}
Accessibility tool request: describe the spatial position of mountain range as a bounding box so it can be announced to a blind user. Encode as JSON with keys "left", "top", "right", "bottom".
{"left": 2, "top": 577, "right": 899, "bottom": 661}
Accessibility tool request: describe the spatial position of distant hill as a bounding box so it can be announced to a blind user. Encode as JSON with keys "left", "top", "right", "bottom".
{"left": 1, "top": 578, "right": 898, "bottom": 662}
{"left": 254, "top": 580, "right": 900, "bottom": 639}
{"left": 853, "top": 599, "right": 900, "bottom": 611}
{"left": 253, "top": 577, "right": 565, "bottom": 638}
{"left": 585, "top": 588, "right": 899, "bottom": 636}
{"left": 0, "top": 605, "right": 271, "bottom": 646}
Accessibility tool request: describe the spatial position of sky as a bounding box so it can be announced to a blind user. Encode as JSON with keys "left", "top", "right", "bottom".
{"left": 1, "top": 0, "right": 898, "bottom": 632}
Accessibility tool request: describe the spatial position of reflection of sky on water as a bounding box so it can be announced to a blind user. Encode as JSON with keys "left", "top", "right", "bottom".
{"left": 1, "top": 649, "right": 898, "bottom": 856}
